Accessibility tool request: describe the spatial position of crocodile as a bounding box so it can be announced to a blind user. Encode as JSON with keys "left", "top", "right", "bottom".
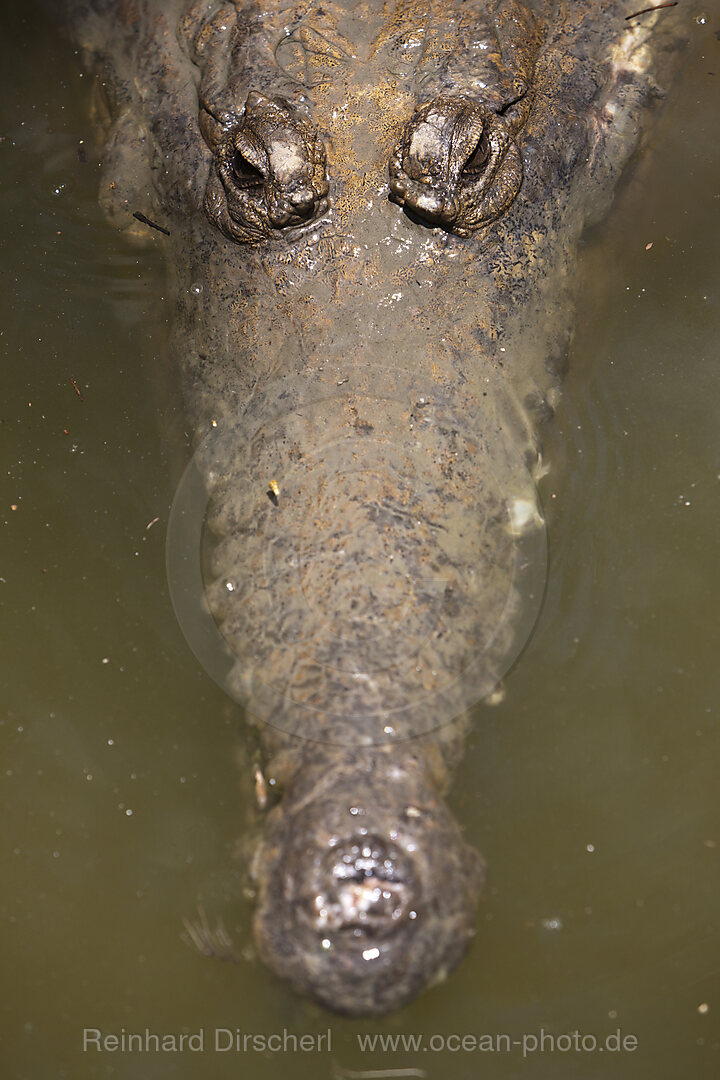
{"left": 64, "top": 0, "right": 685, "bottom": 1015}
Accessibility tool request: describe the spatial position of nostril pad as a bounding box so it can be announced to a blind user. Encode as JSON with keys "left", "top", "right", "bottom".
{"left": 309, "top": 835, "right": 416, "bottom": 933}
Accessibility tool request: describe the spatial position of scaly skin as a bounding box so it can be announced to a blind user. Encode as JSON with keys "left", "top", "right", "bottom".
{"left": 65, "top": 0, "right": 684, "bottom": 1014}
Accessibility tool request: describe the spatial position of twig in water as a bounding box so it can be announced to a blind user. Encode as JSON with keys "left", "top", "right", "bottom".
{"left": 132, "top": 211, "right": 171, "bottom": 236}
{"left": 625, "top": 2, "right": 678, "bottom": 21}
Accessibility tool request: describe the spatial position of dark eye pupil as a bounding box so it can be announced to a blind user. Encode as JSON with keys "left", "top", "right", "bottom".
{"left": 233, "top": 152, "right": 264, "bottom": 187}
{"left": 463, "top": 133, "right": 490, "bottom": 176}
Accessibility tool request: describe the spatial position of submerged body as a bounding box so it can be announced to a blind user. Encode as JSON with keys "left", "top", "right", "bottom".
{"left": 66, "top": 0, "right": 684, "bottom": 1013}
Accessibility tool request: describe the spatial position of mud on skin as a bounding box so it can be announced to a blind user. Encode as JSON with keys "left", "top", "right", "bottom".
{"left": 62, "top": 0, "right": 686, "bottom": 1014}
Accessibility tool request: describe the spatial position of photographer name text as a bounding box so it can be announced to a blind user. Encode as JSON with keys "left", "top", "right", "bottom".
{"left": 82, "top": 1028, "right": 332, "bottom": 1053}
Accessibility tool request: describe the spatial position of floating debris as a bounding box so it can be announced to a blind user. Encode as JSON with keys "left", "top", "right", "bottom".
{"left": 132, "top": 210, "right": 171, "bottom": 236}
{"left": 625, "top": 2, "right": 678, "bottom": 20}
{"left": 253, "top": 763, "right": 268, "bottom": 810}
{"left": 69, "top": 377, "right": 84, "bottom": 401}
{"left": 485, "top": 682, "right": 506, "bottom": 706}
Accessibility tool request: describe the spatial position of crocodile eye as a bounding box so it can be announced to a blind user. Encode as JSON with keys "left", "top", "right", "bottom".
{"left": 462, "top": 132, "right": 490, "bottom": 179}
{"left": 232, "top": 151, "right": 264, "bottom": 188}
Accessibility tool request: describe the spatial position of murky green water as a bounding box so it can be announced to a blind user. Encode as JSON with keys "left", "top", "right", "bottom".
{"left": 1, "top": 5, "right": 718, "bottom": 1079}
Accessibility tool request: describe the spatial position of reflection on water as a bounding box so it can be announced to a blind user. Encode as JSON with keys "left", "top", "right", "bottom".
{"left": 1, "top": 6, "right": 718, "bottom": 1079}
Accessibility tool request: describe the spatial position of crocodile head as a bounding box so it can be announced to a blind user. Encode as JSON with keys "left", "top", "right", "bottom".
{"left": 77, "top": 0, "right": 684, "bottom": 1015}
